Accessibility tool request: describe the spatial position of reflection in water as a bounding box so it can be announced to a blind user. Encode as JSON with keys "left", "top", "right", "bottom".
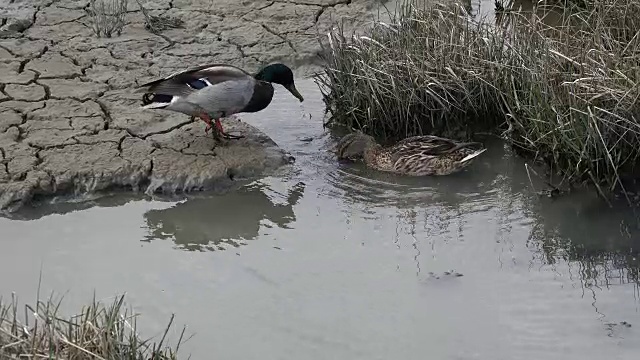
{"left": 328, "top": 124, "right": 640, "bottom": 305}
{"left": 326, "top": 138, "right": 527, "bottom": 278}
{"left": 142, "top": 180, "right": 305, "bottom": 251}
{"left": 2, "top": 192, "right": 140, "bottom": 221}
{"left": 527, "top": 195, "right": 640, "bottom": 290}
{"left": 462, "top": 0, "right": 640, "bottom": 307}
{"left": 520, "top": 191, "right": 640, "bottom": 317}
{"left": 472, "top": 0, "right": 565, "bottom": 25}
{"left": 2, "top": 79, "right": 640, "bottom": 359}
{"left": 325, "top": 137, "right": 505, "bottom": 211}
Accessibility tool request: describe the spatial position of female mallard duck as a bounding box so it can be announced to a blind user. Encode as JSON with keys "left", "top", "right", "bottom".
{"left": 136, "top": 63, "right": 304, "bottom": 142}
{"left": 335, "top": 131, "right": 486, "bottom": 176}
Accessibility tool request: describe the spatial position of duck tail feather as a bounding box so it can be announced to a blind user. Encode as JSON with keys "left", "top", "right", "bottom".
{"left": 459, "top": 148, "right": 487, "bottom": 164}
{"left": 141, "top": 102, "right": 171, "bottom": 109}
{"left": 140, "top": 93, "right": 174, "bottom": 109}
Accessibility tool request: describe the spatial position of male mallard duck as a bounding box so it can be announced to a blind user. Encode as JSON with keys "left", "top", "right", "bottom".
{"left": 136, "top": 63, "right": 304, "bottom": 142}
{"left": 335, "top": 131, "right": 486, "bottom": 176}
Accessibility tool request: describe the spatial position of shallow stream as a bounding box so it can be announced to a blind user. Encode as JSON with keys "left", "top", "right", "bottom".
{"left": 1, "top": 76, "right": 639, "bottom": 359}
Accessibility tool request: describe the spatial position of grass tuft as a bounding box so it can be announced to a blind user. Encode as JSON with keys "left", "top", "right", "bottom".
{"left": 133, "top": 0, "right": 184, "bottom": 34}
{"left": 316, "top": 0, "right": 640, "bottom": 193}
{"left": 89, "top": 0, "right": 128, "bottom": 38}
{"left": 0, "top": 292, "right": 188, "bottom": 359}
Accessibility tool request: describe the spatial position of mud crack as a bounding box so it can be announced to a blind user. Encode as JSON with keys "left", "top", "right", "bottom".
{"left": 94, "top": 99, "right": 113, "bottom": 130}
{"left": 239, "top": 1, "right": 276, "bottom": 18}
{"left": 251, "top": 20, "right": 298, "bottom": 54}
{"left": 0, "top": 147, "right": 8, "bottom": 175}
{"left": 118, "top": 117, "right": 194, "bottom": 141}
{"left": 17, "top": 45, "right": 49, "bottom": 74}
{"left": 222, "top": 37, "right": 261, "bottom": 63}
{"left": 1, "top": 0, "right": 383, "bottom": 214}
{"left": 315, "top": 0, "right": 353, "bottom": 22}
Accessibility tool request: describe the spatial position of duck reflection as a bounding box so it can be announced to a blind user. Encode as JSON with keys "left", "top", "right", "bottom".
{"left": 325, "top": 137, "right": 505, "bottom": 211}
{"left": 142, "top": 180, "right": 305, "bottom": 251}
{"left": 329, "top": 128, "right": 640, "bottom": 292}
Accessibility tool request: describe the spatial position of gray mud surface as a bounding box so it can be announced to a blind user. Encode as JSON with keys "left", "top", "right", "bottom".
{"left": 0, "top": 0, "right": 385, "bottom": 213}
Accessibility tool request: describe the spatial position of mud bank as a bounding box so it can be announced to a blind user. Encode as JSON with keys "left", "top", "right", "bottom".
{"left": 0, "top": 0, "right": 387, "bottom": 213}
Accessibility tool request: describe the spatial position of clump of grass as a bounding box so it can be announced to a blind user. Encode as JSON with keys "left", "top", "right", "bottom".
{"left": 144, "top": 14, "right": 184, "bottom": 32}
{"left": 0, "top": 292, "right": 188, "bottom": 359}
{"left": 316, "top": 0, "right": 640, "bottom": 194}
{"left": 89, "top": 0, "right": 128, "bottom": 38}
{"left": 133, "top": 0, "right": 184, "bottom": 34}
{"left": 316, "top": 2, "right": 506, "bottom": 141}
{"left": 88, "top": 0, "right": 184, "bottom": 38}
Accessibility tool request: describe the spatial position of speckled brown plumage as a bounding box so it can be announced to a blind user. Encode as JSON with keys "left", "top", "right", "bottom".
{"left": 335, "top": 132, "right": 487, "bottom": 176}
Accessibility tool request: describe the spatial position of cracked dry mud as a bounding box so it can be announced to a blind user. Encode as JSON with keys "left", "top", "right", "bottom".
{"left": 0, "top": 0, "right": 386, "bottom": 213}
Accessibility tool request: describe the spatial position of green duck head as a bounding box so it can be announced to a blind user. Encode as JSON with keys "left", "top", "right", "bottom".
{"left": 255, "top": 63, "right": 304, "bottom": 102}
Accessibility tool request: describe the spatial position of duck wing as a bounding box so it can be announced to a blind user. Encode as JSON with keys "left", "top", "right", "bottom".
{"left": 391, "top": 136, "right": 457, "bottom": 156}
{"left": 137, "top": 64, "right": 253, "bottom": 97}
{"left": 392, "top": 135, "right": 481, "bottom": 156}
{"left": 184, "top": 77, "right": 258, "bottom": 116}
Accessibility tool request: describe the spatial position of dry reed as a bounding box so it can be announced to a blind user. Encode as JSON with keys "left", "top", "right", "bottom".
{"left": 0, "top": 292, "right": 187, "bottom": 359}
{"left": 316, "top": 0, "right": 640, "bottom": 193}
{"left": 89, "top": 0, "right": 128, "bottom": 38}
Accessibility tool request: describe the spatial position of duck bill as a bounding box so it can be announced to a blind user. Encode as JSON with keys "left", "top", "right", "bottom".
{"left": 285, "top": 84, "right": 304, "bottom": 102}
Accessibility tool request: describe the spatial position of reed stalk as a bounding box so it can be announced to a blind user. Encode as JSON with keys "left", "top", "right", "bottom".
{"left": 0, "top": 292, "right": 188, "bottom": 359}
{"left": 316, "top": 0, "right": 640, "bottom": 192}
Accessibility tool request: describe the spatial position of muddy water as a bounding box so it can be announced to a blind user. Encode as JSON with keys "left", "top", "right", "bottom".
{"left": 473, "top": 0, "right": 565, "bottom": 24}
{"left": 1, "top": 78, "right": 640, "bottom": 360}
